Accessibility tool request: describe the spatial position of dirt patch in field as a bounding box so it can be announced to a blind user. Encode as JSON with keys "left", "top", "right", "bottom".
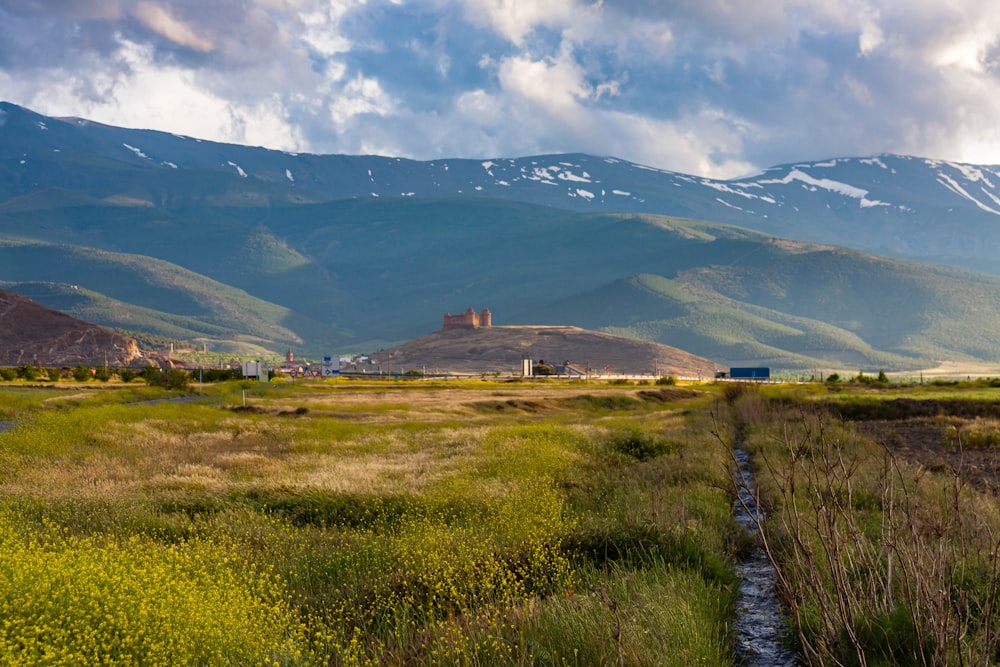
{"left": 856, "top": 418, "right": 1000, "bottom": 495}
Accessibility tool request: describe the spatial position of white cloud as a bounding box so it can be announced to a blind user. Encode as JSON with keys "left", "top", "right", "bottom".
{"left": 497, "top": 49, "right": 591, "bottom": 113}
{"left": 455, "top": 88, "right": 504, "bottom": 125}
{"left": 328, "top": 75, "right": 395, "bottom": 125}
{"left": 300, "top": 2, "right": 355, "bottom": 57}
{"left": 131, "top": 1, "right": 214, "bottom": 52}
{"left": 7, "top": 0, "right": 1000, "bottom": 177}
{"left": 606, "top": 108, "right": 758, "bottom": 179}
{"left": 458, "top": 0, "right": 580, "bottom": 46}
{"left": 857, "top": 8, "right": 884, "bottom": 55}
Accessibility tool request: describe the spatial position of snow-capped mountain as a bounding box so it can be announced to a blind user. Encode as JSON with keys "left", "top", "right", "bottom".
{"left": 8, "top": 102, "right": 1000, "bottom": 369}
{"left": 2, "top": 100, "right": 999, "bottom": 274}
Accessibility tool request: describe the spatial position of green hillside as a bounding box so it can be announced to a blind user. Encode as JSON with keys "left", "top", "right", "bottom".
{"left": 3, "top": 196, "right": 1000, "bottom": 370}
{"left": 514, "top": 273, "right": 921, "bottom": 370}
{"left": 674, "top": 246, "right": 1000, "bottom": 361}
{"left": 0, "top": 240, "right": 338, "bottom": 349}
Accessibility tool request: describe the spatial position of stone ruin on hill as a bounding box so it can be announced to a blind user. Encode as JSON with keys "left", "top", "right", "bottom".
{"left": 442, "top": 307, "right": 492, "bottom": 331}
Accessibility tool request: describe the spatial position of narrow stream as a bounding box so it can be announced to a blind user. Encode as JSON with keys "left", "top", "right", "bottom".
{"left": 732, "top": 447, "right": 798, "bottom": 666}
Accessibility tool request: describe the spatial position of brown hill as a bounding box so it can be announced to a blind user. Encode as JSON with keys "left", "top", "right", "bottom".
{"left": 0, "top": 288, "right": 148, "bottom": 367}
{"left": 367, "top": 325, "right": 721, "bottom": 378}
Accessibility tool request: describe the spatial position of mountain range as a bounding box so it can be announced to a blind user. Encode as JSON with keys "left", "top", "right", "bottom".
{"left": 2, "top": 100, "right": 1000, "bottom": 372}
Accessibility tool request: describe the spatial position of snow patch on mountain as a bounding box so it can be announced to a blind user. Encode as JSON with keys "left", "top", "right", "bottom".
{"left": 226, "top": 161, "right": 247, "bottom": 178}
{"left": 947, "top": 162, "right": 995, "bottom": 188}
{"left": 756, "top": 169, "right": 888, "bottom": 208}
{"left": 528, "top": 167, "right": 558, "bottom": 184}
{"left": 286, "top": 169, "right": 294, "bottom": 182}
{"left": 123, "top": 144, "right": 150, "bottom": 160}
{"left": 558, "top": 169, "right": 592, "bottom": 183}
{"left": 936, "top": 172, "right": 1000, "bottom": 215}
{"left": 860, "top": 157, "right": 888, "bottom": 169}
{"left": 982, "top": 190, "right": 1000, "bottom": 208}
{"left": 701, "top": 181, "right": 759, "bottom": 201}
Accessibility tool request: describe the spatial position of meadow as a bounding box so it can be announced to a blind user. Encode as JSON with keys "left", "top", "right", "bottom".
{"left": 0, "top": 378, "right": 740, "bottom": 666}
{"left": 4, "top": 376, "right": 1000, "bottom": 665}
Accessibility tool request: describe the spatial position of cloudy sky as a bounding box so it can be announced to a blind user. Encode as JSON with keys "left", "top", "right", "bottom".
{"left": 2, "top": 0, "right": 999, "bottom": 178}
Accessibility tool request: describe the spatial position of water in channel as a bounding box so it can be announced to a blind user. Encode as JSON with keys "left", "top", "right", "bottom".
{"left": 732, "top": 447, "right": 798, "bottom": 666}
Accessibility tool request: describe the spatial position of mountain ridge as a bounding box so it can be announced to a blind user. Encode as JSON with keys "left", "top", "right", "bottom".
{"left": 4, "top": 102, "right": 1000, "bottom": 371}
{"left": 5, "top": 100, "right": 1000, "bottom": 273}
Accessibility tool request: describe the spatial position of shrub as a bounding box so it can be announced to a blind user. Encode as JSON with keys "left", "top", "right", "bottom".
{"left": 94, "top": 366, "right": 112, "bottom": 382}
{"left": 45, "top": 368, "right": 61, "bottom": 382}
{"left": 16, "top": 366, "right": 38, "bottom": 381}
{"left": 145, "top": 367, "right": 191, "bottom": 390}
{"left": 608, "top": 427, "right": 672, "bottom": 461}
{"left": 0, "top": 369, "right": 15, "bottom": 382}
{"left": 72, "top": 366, "right": 92, "bottom": 382}
{"left": 656, "top": 375, "right": 677, "bottom": 385}
{"left": 825, "top": 373, "right": 841, "bottom": 383}
{"left": 198, "top": 368, "right": 242, "bottom": 382}
{"left": 119, "top": 369, "right": 137, "bottom": 383}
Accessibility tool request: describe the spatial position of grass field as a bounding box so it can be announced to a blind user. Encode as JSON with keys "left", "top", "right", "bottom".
{"left": 4, "top": 376, "right": 1000, "bottom": 665}
{"left": 0, "top": 379, "right": 741, "bottom": 666}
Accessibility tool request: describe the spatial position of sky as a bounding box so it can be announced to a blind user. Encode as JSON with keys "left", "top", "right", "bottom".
{"left": 2, "top": 1, "right": 1000, "bottom": 179}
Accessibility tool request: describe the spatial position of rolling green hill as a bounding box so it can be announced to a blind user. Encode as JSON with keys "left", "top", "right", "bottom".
{"left": 3, "top": 196, "right": 1000, "bottom": 371}
{"left": 0, "top": 239, "right": 338, "bottom": 349}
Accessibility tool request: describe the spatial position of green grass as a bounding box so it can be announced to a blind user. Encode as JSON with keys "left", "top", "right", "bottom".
{"left": 0, "top": 381, "right": 743, "bottom": 665}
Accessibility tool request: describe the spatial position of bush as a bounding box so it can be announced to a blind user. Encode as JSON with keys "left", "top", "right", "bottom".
{"left": 197, "top": 368, "right": 242, "bottom": 382}
{"left": 72, "top": 366, "right": 92, "bottom": 382}
{"left": 655, "top": 375, "right": 677, "bottom": 385}
{"left": 144, "top": 367, "right": 191, "bottom": 390}
{"left": 825, "top": 373, "right": 841, "bottom": 383}
{"left": 609, "top": 427, "right": 672, "bottom": 461}
{"left": 0, "top": 369, "right": 15, "bottom": 382}
{"left": 94, "top": 366, "right": 112, "bottom": 383}
{"left": 119, "top": 369, "right": 137, "bottom": 383}
{"left": 16, "top": 366, "right": 38, "bottom": 381}
{"left": 45, "top": 368, "right": 61, "bottom": 382}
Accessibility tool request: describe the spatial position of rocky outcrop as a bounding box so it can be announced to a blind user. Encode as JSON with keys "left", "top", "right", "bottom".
{"left": 0, "top": 288, "right": 147, "bottom": 367}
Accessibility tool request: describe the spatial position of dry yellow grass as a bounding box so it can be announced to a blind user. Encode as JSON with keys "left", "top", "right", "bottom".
{"left": 1, "top": 383, "right": 697, "bottom": 504}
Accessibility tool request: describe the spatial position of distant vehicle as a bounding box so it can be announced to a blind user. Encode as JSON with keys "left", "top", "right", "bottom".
{"left": 729, "top": 367, "right": 770, "bottom": 381}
